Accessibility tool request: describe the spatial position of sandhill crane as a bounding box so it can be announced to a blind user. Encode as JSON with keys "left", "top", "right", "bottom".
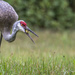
{"left": 0, "top": 0, "right": 38, "bottom": 46}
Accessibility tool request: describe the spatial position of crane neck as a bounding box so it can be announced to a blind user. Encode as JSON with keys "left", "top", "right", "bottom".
{"left": 2, "top": 27, "right": 18, "bottom": 42}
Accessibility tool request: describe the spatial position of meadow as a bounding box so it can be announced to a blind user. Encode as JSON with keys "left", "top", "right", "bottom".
{"left": 0, "top": 30, "right": 75, "bottom": 75}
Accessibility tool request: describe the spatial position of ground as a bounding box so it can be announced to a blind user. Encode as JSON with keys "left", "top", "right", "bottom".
{"left": 0, "top": 30, "right": 75, "bottom": 75}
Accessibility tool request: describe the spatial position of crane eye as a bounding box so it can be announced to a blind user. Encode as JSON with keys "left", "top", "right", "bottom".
{"left": 21, "top": 24, "right": 25, "bottom": 27}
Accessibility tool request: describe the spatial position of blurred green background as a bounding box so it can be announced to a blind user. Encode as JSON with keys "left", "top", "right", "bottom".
{"left": 5, "top": 0, "right": 75, "bottom": 30}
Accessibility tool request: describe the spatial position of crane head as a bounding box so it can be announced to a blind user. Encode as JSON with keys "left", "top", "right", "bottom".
{"left": 17, "top": 20, "right": 38, "bottom": 43}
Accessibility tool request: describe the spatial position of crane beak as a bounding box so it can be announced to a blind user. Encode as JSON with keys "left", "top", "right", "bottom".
{"left": 25, "top": 27, "right": 38, "bottom": 43}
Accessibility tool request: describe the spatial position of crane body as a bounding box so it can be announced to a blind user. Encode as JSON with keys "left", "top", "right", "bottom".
{"left": 0, "top": 0, "right": 38, "bottom": 46}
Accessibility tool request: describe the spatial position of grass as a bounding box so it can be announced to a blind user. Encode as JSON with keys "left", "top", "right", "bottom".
{"left": 0, "top": 30, "right": 75, "bottom": 75}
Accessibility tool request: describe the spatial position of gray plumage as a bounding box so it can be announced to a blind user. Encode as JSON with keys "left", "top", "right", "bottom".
{"left": 0, "top": 0, "right": 19, "bottom": 45}
{"left": 0, "top": 0, "right": 18, "bottom": 32}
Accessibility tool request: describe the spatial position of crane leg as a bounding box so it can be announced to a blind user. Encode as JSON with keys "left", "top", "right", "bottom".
{"left": 0, "top": 33, "right": 2, "bottom": 53}
{"left": 0, "top": 33, "right": 2, "bottom": 46}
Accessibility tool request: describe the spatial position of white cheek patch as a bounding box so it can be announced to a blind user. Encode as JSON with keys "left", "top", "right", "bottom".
{"left": 17, "top": 23, "right": 25, "bottom": 32}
